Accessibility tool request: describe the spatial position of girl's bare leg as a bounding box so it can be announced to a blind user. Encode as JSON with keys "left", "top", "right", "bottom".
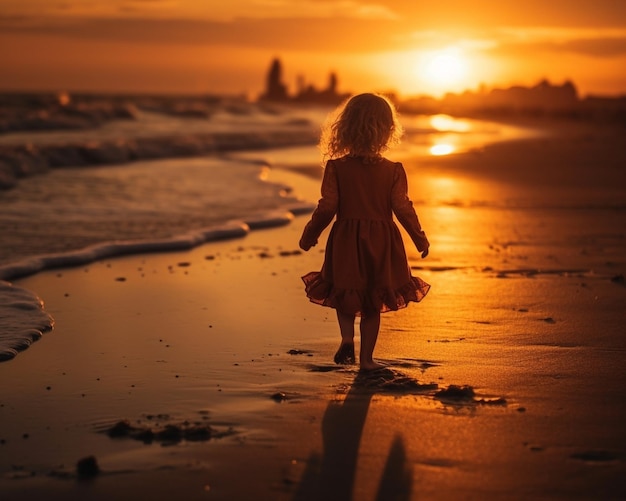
{"left": 336, "top": 310, "right": 355, "bottom": 344}
{"left": 359, "top": 311, "right": 384, "bottom": 370}
{"left": 334, "top": 311, "right": 356, "bottom": 364}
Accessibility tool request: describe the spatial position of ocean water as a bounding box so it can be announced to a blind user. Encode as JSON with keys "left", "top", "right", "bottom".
{"left": 0, "top": 96, "right": 547, "bottom": 360}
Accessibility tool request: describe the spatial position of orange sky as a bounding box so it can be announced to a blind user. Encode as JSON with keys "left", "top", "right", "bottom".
{"left": 1, "top": 0, "right": 625, "bottom": 98}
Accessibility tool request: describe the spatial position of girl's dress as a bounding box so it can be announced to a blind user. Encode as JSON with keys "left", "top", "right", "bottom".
{"left": 300, "top": 155, "right": 430, "bottom": 315}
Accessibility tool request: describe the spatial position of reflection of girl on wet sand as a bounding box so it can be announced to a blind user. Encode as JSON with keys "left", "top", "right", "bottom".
{"left": 299, "top": 93, "right": 430, "bottom": 370}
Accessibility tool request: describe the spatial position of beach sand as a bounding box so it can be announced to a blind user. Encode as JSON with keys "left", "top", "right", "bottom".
{"left": 1, "top": 119, "right": 625, "bottom": 500}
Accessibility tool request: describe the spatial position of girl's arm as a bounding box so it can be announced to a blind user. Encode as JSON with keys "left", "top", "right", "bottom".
{"left": 299, "top": 161, "right": 338, "bottom": 251}
{"left": 391, "top": 162, "right": 430, "bottom": 255}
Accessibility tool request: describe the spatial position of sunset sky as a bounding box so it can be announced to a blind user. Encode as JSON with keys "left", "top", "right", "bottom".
{"left": 1, "top": 0, "right": 625, "bottom": 98}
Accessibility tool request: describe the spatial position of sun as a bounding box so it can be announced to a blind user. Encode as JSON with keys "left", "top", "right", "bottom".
{"left": 423, "top": 48, "right": 467, "bottom": 87}
{"left": 367, "top": 45, "right": 480, "bottom": 97}
{"left": 395, "top": 46, "right": 473, "bottom": 96}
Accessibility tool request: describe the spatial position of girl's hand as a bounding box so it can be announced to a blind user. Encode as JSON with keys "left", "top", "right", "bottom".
{"left": 299, "top": 238, "right": 316, "bottom": 251}
{"left": 421, "top": 248, "right": 429, "bottom": 259}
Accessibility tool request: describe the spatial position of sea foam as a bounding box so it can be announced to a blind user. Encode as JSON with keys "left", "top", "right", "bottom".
{"left": 0, "top": 281, "right": 54, "bottom": 362}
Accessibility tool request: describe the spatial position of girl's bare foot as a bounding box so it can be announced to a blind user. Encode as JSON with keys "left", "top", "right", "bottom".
{"left": 359, "top": 361, "right": 386, "bottom": 371}
{"left": 333, "top": 342, "right": 355, "bottom": 364}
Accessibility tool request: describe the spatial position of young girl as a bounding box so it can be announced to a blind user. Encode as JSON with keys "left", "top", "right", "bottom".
{"left": 299, "top": 93, "right": 430, "bottom": 371}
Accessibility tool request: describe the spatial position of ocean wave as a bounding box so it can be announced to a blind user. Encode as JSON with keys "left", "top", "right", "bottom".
{"left": 0, "top": 129, "right": 318, "bottom": 189}
{"left": 0, "top": 154, "right": 313, "bottom": 266}
{"left": 0, "top": 202, "right": 314, "bottom": 362}
{"left": 0, "top": 92, "right": 297, "bottom": 135}
{"left": 0, "top": 92, "right": 138, "bottom": 134}
{"left": 0, "top": 280, "right": 54, "bottom": 362}
{"left": 0, "top": 203, "right": 312, "bottom": 282}
{"left": 0, "top": 94, "right": 326, "bottom": 189}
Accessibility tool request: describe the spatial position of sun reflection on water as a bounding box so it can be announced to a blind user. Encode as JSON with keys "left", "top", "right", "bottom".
{"left": 430, "top": 143, "right": 455, "bottom": 156}
{"left": 429, "top": 114, "right": 471, "bottom": 133}
{"left": 427, "top": 114, "right": 472, "bottom": 156}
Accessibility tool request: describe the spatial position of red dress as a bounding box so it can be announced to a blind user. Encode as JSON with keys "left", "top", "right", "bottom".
{"left": 300, "top": 156, "right": 430, "bottom": 315}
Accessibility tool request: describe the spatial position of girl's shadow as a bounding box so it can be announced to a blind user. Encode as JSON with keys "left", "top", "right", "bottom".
{"left": 293, "top": 368, "right": 435, "bottom": 501}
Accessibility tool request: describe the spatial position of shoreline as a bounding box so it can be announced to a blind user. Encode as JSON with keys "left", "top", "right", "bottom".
{"left": 0, "top": 204, "right": 315, "bottom": 283}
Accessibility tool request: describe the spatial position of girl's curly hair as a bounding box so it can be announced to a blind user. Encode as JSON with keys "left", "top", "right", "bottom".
{"left": 319, "top": 93, "right": 403, "bottom": 162}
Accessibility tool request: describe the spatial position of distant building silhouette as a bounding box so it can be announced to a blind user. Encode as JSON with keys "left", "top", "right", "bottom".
{"left": 401, "top": 78, "right": 625, "bottom": 123}
{"left": 482, "top": 79, "right": 578, "bottom": 111}
{"left": 257, "top": 59, "right": 625, "bottom": 122}
{"left": 259, "top": 58, "right": 289, "bottom": 102}
{"left": 258, "top": 58, "right": 348, "bottom": 105}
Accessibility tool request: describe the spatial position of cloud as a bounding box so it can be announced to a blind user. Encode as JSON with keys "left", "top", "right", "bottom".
{"left": 4, "top": 7, "right": 626, "bottom": 61}
{"left": 240, "top": 0, "right": 398, "bottom": 20}
{"left": 561, "top": 38, "right": 626, "bottom": 57}
{"left": 498, "top": 27, "right": 626, "bottom": 43}
{"left": 0, "top": 0, "right": 400, "bottom": 21}
{"left": 118, "top": 0, "right": 180, "bottom": 14}
{"left": 0, "top": 14, "right": 404, "bottom": 53}
{"left": 488, "top": 27, "right": 626, "bottom": 58}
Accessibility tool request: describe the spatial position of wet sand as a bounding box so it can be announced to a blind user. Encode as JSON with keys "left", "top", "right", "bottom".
{"left": 1, "top": 119, "right": 625, "bottom": 500}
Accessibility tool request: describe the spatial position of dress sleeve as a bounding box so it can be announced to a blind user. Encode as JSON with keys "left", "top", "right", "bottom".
{"left": 391, "top": 162, "right": 430, "bottom": 252}
{"left": 299, "top": 160, "right": 339, "bottom": 250}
